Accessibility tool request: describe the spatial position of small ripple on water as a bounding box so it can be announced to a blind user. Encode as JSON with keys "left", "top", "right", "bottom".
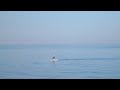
{"left": 59, "top": 58, "right": 120, "bottom": 60}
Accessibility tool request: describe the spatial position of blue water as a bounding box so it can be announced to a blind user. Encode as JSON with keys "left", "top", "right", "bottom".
{"left": 0, "top": 44, "right": 120, "bottom": 79}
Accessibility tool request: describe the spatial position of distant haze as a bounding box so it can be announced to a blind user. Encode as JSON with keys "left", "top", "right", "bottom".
{"left": 0, "top": 11, "right": 120, "bottom": 44}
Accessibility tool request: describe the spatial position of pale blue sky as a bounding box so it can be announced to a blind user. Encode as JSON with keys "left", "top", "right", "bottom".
{"left": 0, "top": 11, "right": 120, "bottom": 44}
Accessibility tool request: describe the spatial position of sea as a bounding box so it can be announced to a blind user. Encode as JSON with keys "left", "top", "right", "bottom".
{"left": 0, "top": 44, "right": 120, "bottom": 79}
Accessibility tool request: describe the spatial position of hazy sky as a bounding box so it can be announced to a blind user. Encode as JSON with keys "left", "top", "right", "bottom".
{"left": 0, "top": 11, "right": 120, "bottom": 44}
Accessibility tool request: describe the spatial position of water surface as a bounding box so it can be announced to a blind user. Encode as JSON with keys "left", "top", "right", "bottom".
{"left": 0, "top": 44, "right": 120, "bottom": 79}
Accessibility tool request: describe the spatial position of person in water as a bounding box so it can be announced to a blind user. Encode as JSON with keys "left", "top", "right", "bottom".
{"left": 52, "top": 56, "right": 55, "bottom": 59}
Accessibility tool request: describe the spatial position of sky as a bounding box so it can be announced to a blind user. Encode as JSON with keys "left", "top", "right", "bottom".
{"left": 0, "top": 11, "right": 120, "bottom": 45}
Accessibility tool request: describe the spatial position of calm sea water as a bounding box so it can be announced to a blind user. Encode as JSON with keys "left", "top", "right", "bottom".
{"left": 0, "top": 44, "right": 120, "bottom": 79}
